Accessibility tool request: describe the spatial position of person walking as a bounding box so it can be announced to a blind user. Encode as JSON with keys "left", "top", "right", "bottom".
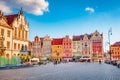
{"left": 99, "top": 60, "right": 101, "bottom": 64}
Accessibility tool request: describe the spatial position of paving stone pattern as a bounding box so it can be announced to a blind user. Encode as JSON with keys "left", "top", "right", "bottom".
{"left": 0, "top": 62, "right": 120, "bottom": 80}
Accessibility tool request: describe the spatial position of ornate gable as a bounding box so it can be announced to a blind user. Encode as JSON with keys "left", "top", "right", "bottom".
{"left": 44, "top": 35, "right": 51, "bottom": 41}
{"left": 91, "top": 30, "right": 102, "bottom": 39}
{"left": 0, "top": 11, "right": 11, "bottom": 29}
{"left": 4, "top": 8, "right": 29, "bottom": 31}
{"left": 83, "top": 34, "right": 88, "bottom": 41}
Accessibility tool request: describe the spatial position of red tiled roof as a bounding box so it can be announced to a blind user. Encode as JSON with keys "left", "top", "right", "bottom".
{"left": 52, "top": 38, "right": 63, "bottom": 45}
{"left": 34, "top": 36, "right": 39, "bottom": 40}
{"left": 100, "top": 34, "right": 103, "bottom": 36}
{"left": 73, "top": 34, "right": 92, "bottom": 41}
{"left": 111, "top": 42, "right": 120, "bottom": 47}
{"left": 5, "top": 14, "right": 18, "bottom": 25}
{"left": 73, "top": 36, "right": 81, "bottom": 41}
{"left": 35, "top": 36, "right": 39, "bottom": 38}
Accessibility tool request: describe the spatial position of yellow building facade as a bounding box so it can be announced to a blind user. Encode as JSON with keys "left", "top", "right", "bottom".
{"left": 52, "top": 38, "right": 63, "bottom": 61}
{"left": 0, "top": 8, "right": 29, "bottom": 59}
{"left": 0, "top": 11, "right": 13, "bottom": 58}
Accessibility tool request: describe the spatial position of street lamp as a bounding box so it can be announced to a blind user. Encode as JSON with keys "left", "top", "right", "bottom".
{"left": 108, "top": 28, "right": 112, "bottom": 62}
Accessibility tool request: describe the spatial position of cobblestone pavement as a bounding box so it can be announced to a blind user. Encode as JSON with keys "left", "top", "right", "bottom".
{"left": 0, "top": 62, "right": 120, "bottom": 80}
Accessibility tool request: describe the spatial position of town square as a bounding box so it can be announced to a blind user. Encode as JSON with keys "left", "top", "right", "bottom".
{"left": 0, "top": 0, "right": 120, "bottom": 80}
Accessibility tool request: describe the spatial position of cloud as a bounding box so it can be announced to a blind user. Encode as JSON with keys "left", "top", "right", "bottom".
{"left": 85, "top": 7, "right": 95, "bottom": 13}
{"left": 0, "top": 1, "right": 11, "bottom": 14}
{"left": 0, "top": 0, "right": 49, "bottom": 15}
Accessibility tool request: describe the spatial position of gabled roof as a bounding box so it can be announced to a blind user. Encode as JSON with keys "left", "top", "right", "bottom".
{"left": 5, "top": 14, "right": 18, "bottom": 25}
{"left": 87, "top": 34, "right": 91, "bottom": 39}
{"left": 34, "top": 36, "right": 40, "bottom": 42}
{"left": 40, "top": 38, "right": 44, "bottom": 42}
{"left": 0, "top": 11, "right": 12, "bottom": 28}
{"left": 52, "top": 38, "right": 63, "bottom": 45}
{"left": 73, "top": 34, "right": 94, "bottom": 41}
{"left": 111, "top": 42, "right": 120, "bottom": 47}
{"left": 73, "top": 36, "right": 81, "bottom": 41}
{"left": 0, "top": 17, "right": 11, "bottom": 28}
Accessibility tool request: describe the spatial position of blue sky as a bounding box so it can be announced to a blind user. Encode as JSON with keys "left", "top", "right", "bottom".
{"left": 0, "top": 0, "right": 120, "bottom": 51}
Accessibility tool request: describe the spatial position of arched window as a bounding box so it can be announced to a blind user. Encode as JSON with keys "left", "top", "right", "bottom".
{"left": 14, "top": 27, "right": 17, "bottom": 38}
{"left": 25, "top": 45, "right": 27, "bottom": 51}
{"left": 21, "top": 45, "right": 24, "bottom": 51}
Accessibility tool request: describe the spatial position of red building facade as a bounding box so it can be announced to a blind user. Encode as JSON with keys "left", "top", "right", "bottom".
{"left": 91, "top": 31, "right": 103, "bottom": 62}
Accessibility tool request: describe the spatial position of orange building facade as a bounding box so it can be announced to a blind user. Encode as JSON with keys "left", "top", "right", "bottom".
{"left": 52, "top": 38, "right": 63, "bottom": 61}
{"left": 110, "top": 42, "right": 120, "bottom": 61}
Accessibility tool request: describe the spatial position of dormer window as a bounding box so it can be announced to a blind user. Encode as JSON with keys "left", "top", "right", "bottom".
{"left": 95, "top": 34, "right": 98, "bottom": 37}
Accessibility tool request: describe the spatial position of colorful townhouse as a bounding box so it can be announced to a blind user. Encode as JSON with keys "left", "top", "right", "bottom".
{"left": 81, "top": 34, "right": 91, "bottom": 61}
{"left": 91, "top": 31, "right": 103, "bottom": 62}
{"left": 31, "top": 36, "right": 42, "bottom": 58}
{"left": 72, "top": 30, "right": 104, "bottom": 62}
{"left": 110, "top": 42, "right": 120, "bottom": 61}
{"left": 42, "top": 35, "right": 52, "bottom": 59}
{"left": 72, "top": 36, "right": 81, "bottom": 58}
{"left": 52, "top": 38, "right": 63, "bottom": 61}
{"left": 62, "top": 35, "right": 72, "bottom": 61}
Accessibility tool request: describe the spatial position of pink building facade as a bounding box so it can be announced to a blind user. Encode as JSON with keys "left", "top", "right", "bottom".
{"left": 62, "top": 35, "right": 72, "bottom": 61}
{"left": 31, "top": 36, "right": 42, "bottom": 58}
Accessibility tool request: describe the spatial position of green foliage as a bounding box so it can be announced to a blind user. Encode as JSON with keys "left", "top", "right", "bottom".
{"left": 77, "top": 56, "right": 81, "bottom": 59}
{"left": 46, "top": 57, "right": 51, "bottom": 61}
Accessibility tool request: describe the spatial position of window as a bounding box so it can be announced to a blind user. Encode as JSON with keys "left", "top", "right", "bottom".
{"left": 77, "top": 42, "right": 80, "bottom": 44}
{"left": 18, "top": 44, "right": 20, "bottom": 50}
{"left": 21, "top": 45, "right": 24, "bottom": 51}
{"left": 14, "top": 28, "right": 17, "bottom": 37}
{"left": 14, "top": 43, "right": 16, "bottom": 49}
{"left": 25, "top": 45, "right": 27, "bottom": 51}
{"left": 1, "top": 29, "right": 4, "bottom": 36}
{"left": 0, "top": 42, "right": 3, "bottom": 47}
{"left": 95, "top": 34, "right": 98, "bottom": 37}
{"left": 18, "top": 30, "right": 20, "bottom": 38}
{"left": 73, "top": 42, "right": 76, "bottom": 44}
{"left": 26, "top": 31, "right": 28, "bottom": 40}
{"left": 22, "top": 30, "right": 24, "bottom": 39}
{"left": 7, "top": 41, "right": 10, "bottom": 49}
{"left": 7, "top": 30, "right": 10, "bottom": 37}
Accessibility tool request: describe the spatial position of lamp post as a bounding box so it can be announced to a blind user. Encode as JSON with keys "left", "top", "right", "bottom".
{"left": 108, "top": 28, "right": 112, "bottom": 62}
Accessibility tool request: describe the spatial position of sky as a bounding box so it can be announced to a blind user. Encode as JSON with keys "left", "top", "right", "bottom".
{"left": 0, "top": 0, "right": 120, "bottom": 51}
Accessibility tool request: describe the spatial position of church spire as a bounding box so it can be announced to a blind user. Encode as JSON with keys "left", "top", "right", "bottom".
{"left": 20, "top": 7, "right": 23, "bottom": 15}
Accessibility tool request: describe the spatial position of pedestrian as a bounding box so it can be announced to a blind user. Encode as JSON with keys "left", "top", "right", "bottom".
{"left": 38, "top": 62, "right": 41, "bottom": 66}
{"left": 99, "top": 60, "right": 101, "bottom": 64}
